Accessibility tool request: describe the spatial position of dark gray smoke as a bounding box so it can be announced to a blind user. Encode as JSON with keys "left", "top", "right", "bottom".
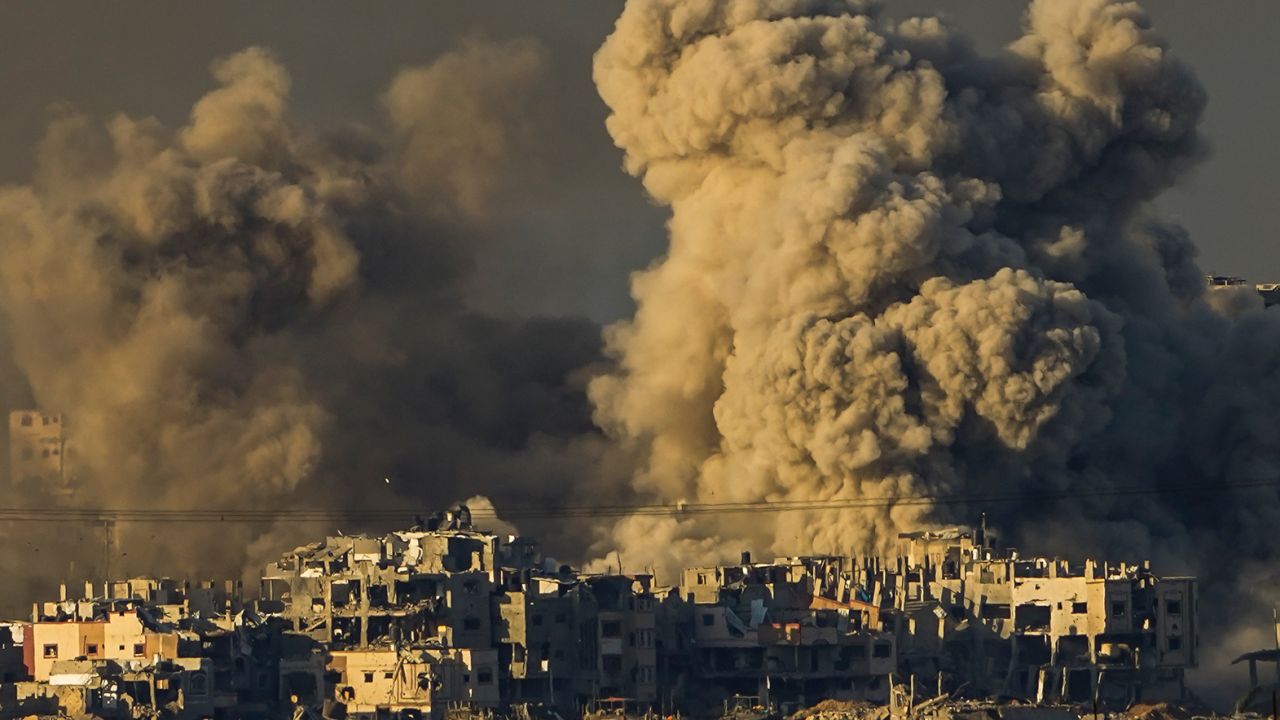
{"left": 590, "top": 0, "right": 1275, "bottom": 702}
{"left": 0, "top": 41, "right": 609, "bottom": 607}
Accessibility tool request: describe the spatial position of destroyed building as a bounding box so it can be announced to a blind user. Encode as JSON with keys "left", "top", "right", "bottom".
{"left": 886, "top": 527, "right": 1195, "bottom": 706}
{"left": 496, "top": 571, "right": 659, "bottom": 708}
{"left": 259, "top": 506, "right": 660, "bottom": 716}
{"left": 674, "top": 553, "right": 896, "bottom": 712}
{"left": 0, "top": 509, "right": 1199, "bottom": 719}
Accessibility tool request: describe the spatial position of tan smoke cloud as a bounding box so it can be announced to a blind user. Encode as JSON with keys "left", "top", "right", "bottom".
{"left": 0, "top": 38, "right": 606, "bottom": 609}
{"left": 181, "top": 47, "right": 292, "bottom": 168}
{"left": 385, "top": 36, "right": 546, "bottom": 220}
{"left": 588, "top": 1, "right": 1249, "bottom": 696}
{"left": 591, "top": 0, "right": 1280, "bottom": 703}
{"left": 1, "top": 0, "right": 1276, "bottom": 704}
{"left": 590, "top": 0, "right": 1148, "bottom": 560}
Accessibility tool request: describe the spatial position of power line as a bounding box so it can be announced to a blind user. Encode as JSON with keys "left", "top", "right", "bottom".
{"left": 0, "top": 478, "right": 1273, "bottom": 523}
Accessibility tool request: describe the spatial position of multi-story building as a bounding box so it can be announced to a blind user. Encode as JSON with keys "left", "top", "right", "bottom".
{"left": 8, "top": 410, "right": 73, "bottom": 495}
{"left": 261, "top": 506, "right": 659, "bottom": 718}
{"left": 674, "top": 552, "right": 896, "bottom": 713}
{"left": 577, "top": 574, "right": 658, "bottom": 705}
{"left": 259, "top": 507, "right": 512, "bottom": 652}
{"left": 888, "top": 526, "right": 1195, "bottom": 705}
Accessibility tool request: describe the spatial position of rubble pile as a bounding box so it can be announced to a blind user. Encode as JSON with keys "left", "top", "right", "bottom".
{"left": 788, "top": 698, "right": 883, "bottom": 720}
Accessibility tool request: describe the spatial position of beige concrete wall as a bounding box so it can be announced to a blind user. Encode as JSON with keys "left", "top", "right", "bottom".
{"left": 331, "top": 649, "right": 433, "bottom": 714}
{"left": 28, "top": 624, "right": 82, "bottom": 681}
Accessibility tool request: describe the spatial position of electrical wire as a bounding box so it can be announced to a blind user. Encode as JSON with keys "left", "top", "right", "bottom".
{"left": 0, "top": 478, "right": 1273, "bottom": 523}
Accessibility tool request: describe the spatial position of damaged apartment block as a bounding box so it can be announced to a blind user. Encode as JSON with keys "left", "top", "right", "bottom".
{"left": 674, "top": 551, "right": 896, "bottom": 712}
{"left": 0, "top": 508, "right": 1198, "bottom": 720}
{"left": 889, "top": 525, "right": 1195, "bottom": 706}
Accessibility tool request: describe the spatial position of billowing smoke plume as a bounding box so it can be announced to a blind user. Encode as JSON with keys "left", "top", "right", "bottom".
{"left": 591, "top": 0, "right": 1279, "bottom": 698}
{"left": 2, "top": 0, "right": 1276, "bottom": 702}
{"left": 0, "top": 39, "right": 606, "bottom": 606}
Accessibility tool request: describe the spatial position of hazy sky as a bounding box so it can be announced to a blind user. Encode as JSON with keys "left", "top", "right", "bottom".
{"left": 2, "top": 1, "right": 1277, "bottom": 322}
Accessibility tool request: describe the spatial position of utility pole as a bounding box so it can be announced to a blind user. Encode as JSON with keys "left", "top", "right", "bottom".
{"left": 103, "top": 518, "right": 114, "bottom": 583}
{"left": 1273, "top": 606, "right": 1280, "bottom": 686}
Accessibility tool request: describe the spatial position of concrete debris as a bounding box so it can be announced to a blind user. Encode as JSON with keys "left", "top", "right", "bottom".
{"left": 787, "top": 698, "right": 882, "bottom": 720}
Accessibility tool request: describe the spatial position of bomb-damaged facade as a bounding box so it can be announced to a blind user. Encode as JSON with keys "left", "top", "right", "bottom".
{"left": 887, "top": 526, "right": 1196, "bottom": 706}
{"left": 0, "top": 508, "right": 1196, "bottom": 719}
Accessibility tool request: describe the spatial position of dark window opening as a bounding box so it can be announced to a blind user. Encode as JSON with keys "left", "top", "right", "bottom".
{"left": 1016, "top": 604, "right": 1052, "bottom": 632}
{"left": 980, "top": 604, "right": 1010, "bottom": 620}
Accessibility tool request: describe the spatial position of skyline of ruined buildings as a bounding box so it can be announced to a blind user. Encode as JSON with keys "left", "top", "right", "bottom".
{"left": 0, "top": 507, "right": 1198, "bottom": 720}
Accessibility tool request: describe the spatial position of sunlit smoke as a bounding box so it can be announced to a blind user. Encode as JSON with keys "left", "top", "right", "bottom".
{"left": 591, "top": 0, "right": 1270, "bottom": 703}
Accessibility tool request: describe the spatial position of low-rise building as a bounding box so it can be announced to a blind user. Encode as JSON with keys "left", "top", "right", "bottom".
{"left": 328, "top": 646, "right": 499, "bottom": 719}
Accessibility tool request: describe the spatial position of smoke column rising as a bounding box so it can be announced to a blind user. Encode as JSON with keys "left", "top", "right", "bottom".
{"left": 0, "top": 0, "right": 1276, "bottom": 703}
{"left": 591, "top": 0, "right": 1280, "bottom": 699}
{"left": 0, "top": 39, "right": 608, "bottom": 605}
